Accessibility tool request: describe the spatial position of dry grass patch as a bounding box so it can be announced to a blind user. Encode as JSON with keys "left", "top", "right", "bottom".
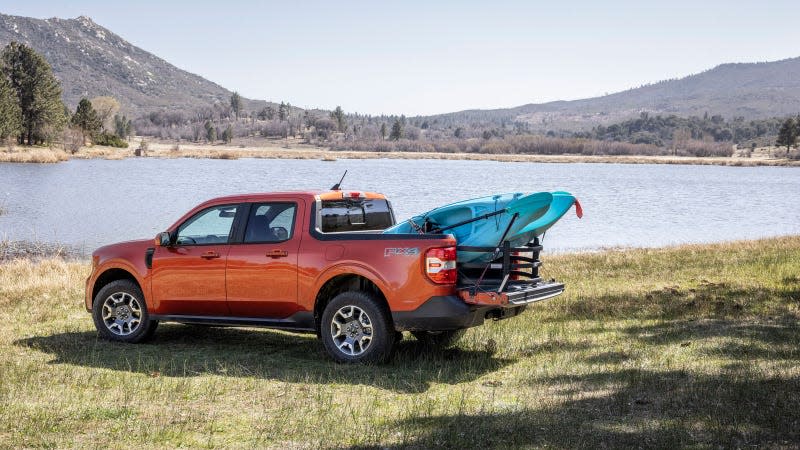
{"left": 0, "top": 236, "right": 798, "bottom": 448}
{"left": 0, "top": 147, "right": 69, "bottom": 163}
{"left": 70, "top": 145, "right": 130, "bottom": 160}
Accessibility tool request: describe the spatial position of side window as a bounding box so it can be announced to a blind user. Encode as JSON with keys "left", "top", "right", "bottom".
{"left": 176, "top": 205, "right": 238, "bottom": 245}
{"left": 244, "top": 203, "right": 297, "bottom": 243}
{"left": 320, "top": 199, "right": 394, "bottom": 232}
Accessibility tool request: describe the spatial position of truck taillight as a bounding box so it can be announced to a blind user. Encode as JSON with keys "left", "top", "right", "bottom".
{"left": 425, "top": 247, "right": 457, "bottom": 284}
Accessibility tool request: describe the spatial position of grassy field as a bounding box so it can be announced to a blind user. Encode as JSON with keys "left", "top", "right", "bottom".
{"left": 0, "top": 237, "right": 798, "bottom": 448}
{"left": 2, "top": 139, "right": 799, "bottom": 166}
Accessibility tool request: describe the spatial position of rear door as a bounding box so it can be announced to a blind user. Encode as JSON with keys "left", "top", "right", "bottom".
{"left": 225, "top": 200, "right": 303, "bottom": 317}
{"left": 151, "top": 203, "right": 242, "bottom": 316}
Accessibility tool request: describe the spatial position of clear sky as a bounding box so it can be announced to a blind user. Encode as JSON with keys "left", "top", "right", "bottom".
{"left": 2, "top": 0, "right": 799, "bottom": 116}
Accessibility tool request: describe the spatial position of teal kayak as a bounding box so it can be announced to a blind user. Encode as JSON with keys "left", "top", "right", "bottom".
{"left": 384, "top": 191, "right": 582, "bottom": 262}
{"left": 513, "top": 191, "right": 582, "bottom": 238}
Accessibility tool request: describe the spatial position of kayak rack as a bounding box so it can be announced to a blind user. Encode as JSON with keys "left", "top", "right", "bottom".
{"left": 457, "top": 236, "right": 544, "bottom": 294}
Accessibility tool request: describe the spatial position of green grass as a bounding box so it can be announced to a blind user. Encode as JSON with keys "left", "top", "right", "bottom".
{"left": 1, "top": 237, "right": 799, "bottom": 448}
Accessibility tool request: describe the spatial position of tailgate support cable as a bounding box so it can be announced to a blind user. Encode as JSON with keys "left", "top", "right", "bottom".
{"left": 471, "top": 212, "right": 519, "bottom": 295}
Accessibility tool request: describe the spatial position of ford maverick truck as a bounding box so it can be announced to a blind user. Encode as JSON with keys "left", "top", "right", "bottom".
{"left": 86, "top": 190, "right": 565, "bottom": 363}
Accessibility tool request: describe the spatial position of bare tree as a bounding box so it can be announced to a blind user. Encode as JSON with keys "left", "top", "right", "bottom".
{"left": 672, "top": 128, "right": 691, "bottom": 156}
{"left": 90, "top": 96, "right": 120, "bottom": 133}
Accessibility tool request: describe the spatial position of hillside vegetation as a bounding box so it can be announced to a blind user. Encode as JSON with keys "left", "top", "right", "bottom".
{"left": 0, "top": 14, "right": 272, "bottom": 117}
{"left": 425, "top": 57, "right": 800, "bottom": 130}
{"left": 1, "top": 237, "right": 798, "bottom": 448}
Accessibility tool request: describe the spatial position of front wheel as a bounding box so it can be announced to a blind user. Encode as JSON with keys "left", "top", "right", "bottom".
{"left": 412, "top": 329, "right": 465, "bottom": 349}
{"left": 92, "top": 280, "right": 158, "bottom": 343}
{"left": 320, "top": 291, "right": 396, "bottom": 363}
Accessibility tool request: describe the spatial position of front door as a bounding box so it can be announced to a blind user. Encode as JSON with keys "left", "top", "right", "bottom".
{"left": 151, "top": 203, "right": 240, "bottom": 316}
{"left": 226, "top": 201, "right": 302, "bottom": 318}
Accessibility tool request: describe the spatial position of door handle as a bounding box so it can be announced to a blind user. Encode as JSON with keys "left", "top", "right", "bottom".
{"left": 266, "top": 249, "right": 289, "bottom": 258}
{"left": 201, "top": 251, "right": 220, "bottom": 259}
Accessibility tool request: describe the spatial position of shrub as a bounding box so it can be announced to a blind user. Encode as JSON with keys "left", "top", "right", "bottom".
{"left": 61, "top": 127, "right": 84, "bottom": 154}
{"left": 94, "top": 133, "right": 129, "bottom": 148}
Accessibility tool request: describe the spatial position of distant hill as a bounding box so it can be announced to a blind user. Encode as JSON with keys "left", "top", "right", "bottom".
{"left": 0, "top": 13, "right": 269, "bottom": 117}
{"left": 2, "top": 12, "right": 798, "bottom": 131}
{"left": 422, "top": 57, "right": 800, "bottom": 131}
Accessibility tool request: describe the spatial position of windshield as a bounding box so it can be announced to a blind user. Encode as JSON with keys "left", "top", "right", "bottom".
{"left": 319, "top": 199, "right": 395, "bottom": 232}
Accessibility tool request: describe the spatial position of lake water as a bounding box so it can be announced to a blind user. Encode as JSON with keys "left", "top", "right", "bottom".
{"left": 1, "top": 158, "right": 799, "bottom": 254}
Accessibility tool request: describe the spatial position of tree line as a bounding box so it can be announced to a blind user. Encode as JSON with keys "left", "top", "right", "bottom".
{"left": 570, "top": 112, "right": 786, "bottom": 149}
{"left": 3, "top": 40, "right": 794, "bottom": 159}
{"left": 112, "top": 87, "right": 794, "bottom": 159}
{"left": 0, "top": 41, "right": 132, "bottom": 151}
{"left": 133, "top": 97, "right": 739, "bottom": 158}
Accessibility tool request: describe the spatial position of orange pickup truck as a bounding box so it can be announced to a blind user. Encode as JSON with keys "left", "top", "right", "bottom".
{"left": 86, "top": 190, "right": 564, "bottom": 363}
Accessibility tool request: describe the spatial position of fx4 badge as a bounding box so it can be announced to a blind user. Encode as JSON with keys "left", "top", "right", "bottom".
{"left": 384, "top": 247, "right": 420, "bottom": 257}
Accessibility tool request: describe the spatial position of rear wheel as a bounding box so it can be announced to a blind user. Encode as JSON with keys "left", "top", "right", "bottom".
{"left": 92, "top": 280, "right": 158, "bottom": 343}
{"left": 412, "top": 329, "right": 465, "bottom": 349}
{"left": 320, "top": 291, "right": 395, "bottom": 363}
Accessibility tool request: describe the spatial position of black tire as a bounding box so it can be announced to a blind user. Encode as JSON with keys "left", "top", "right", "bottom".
{"left": 92, "top": 279, "right": 158, "bottom": 343}
{"left": 320, "top": 291, "right": 396, "bottom": 364}
{"left": 412, "top": 329, "right": 465, "bottom": 349}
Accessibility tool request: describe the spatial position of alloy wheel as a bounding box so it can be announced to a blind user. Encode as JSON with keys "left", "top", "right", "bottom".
{"left": 330, "top": 305, "right": 373, "bottom": 356}
{"left": 101, "top": 292, "right": 143, "bottom": 336}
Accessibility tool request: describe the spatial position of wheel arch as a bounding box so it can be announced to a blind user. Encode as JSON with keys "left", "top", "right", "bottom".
{"left": 313, "top": 273, "right": 391, "bottom": 336}
{"left": 91, "top": 267, "right": 142, "bottom": 306}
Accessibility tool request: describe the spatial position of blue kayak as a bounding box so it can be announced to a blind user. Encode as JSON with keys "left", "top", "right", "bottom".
{"left": 384, "top": 191, "right": 581, "bottom": 262}
{"left": 514, "top": 191, "right": 582, "bottom": 238}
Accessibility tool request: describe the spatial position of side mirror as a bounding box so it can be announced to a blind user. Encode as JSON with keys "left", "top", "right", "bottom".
{"left": 154, "top": 232, "right": 171, "bottom": 247}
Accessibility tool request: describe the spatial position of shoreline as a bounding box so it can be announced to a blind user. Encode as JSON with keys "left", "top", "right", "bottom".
{"left": 1, "top": 140, "right": 798, "bottom": 167}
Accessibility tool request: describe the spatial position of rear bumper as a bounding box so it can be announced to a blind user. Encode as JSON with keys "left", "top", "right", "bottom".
{"left": 391, "top": 295, "right": 523, "bottom": 332}
{"left": 392, "top": 281, "right": 564, "bottom": 332}
{"left": 392, "top": 296, "right": 486, "bottom": 331}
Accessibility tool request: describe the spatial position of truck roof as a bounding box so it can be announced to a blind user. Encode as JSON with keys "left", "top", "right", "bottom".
{"left": 198, "top": 190, "right": 387, "bottom": 205}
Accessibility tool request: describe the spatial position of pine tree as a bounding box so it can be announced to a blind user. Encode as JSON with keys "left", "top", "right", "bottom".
{"left": 1, "top": 42, "right": 66, "bottom": 144}
{"left": 303, "top": 111, "right": 314, "bottom": 129}
{"left": 222, "top": 125, "right": 233, "bottom": 143}
{"left": 71, "top": 98, "right": 101, "bottom": 139}
{"left": 389, "top": 120, "right": 402, "bottom": 141}
{"left": 0, "top": 70, "right": 21, "bottom": 142}
{"left": 204, "top": 120, "right": 216, "bottom": 142}
{"left": 278, "top": 102, "right": 288, "bottom": 121}
{"left": 776, "top": 118, "right": 797, "bottom": 152}
{"left": 230, "top": 92, "right": 243, "bottom": 119}
{"left": 331, "top": 106, "right": 346, "bottom": 132}
{"left": 380, "top": 123, "right": 387, "bottom": 140}
{"left": 114, "top": 114, "right": 132, "bottom": 139}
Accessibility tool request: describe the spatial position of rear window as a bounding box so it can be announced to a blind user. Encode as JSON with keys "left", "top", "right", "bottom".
{"left": 320, "top": 199, "right": 395, "bottom": 232}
